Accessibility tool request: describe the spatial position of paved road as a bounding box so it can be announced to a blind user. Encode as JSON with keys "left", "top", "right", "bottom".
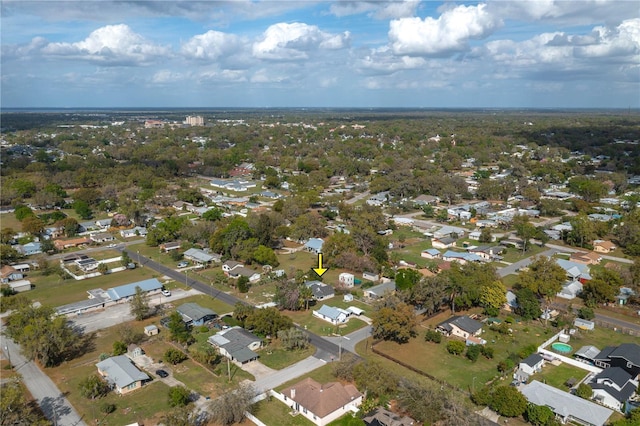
{"left": 323, "top": 325, "right": 372, "bottom": 354}
{"left": 345, "top": 190, "right": 370, "bottom": 205}
{"left": 497, "top": 248, "right": 558, "bottom": 277}
{"left": 118, "top": 248, "right": 350, "bottom": 361}
{"left": 1, "top": 328, "right": 87, "bottom": 426}
{"left": 545, "top": 243, "right": 634, "bottom": 264}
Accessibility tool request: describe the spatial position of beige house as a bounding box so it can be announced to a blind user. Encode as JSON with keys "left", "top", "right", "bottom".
{"left": 593, "top": 240, "right": 616, "bottom": 254}
{"left": 436, "top": 315, "right": 483, "bottom": 339}
{"left": 96, "top": 355, "right": 149, "bottom": 395}
{"left": 276, "top": 378, "right": 363, "bottom": 426}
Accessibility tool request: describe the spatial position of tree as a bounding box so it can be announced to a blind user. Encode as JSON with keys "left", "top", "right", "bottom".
{"left": 489, "top": 386, "right": 527, "bottom": 417}
{"left": 120, "top": 251, "right": 131, "bottom": 267}
{"left": 447, "top": 340, "right": 466, "bottom": 355}
{"left": 0, "top": 379, "right": 50, "bottom": 426}
{"left": 0, "top": 244, "right": 24, "bottom": 266}
{"left": 277, "top": 327, "right": 309, "bottom": 350}
{"left": 480, "top": 280, "right": 507, "bottom": 316}
{"left": 575, "top": 383, "right": 593, "bottom": 399}
{"left": 112, "top": 341, "right": 127, "bottom": 355}
{"left": 237, "top": 276, "right": 250, "bottom": 293}
{"left": 244, "top": 307, "right": 293, "bottom": 337}
{"left": 168, "top": 385, "right": 191, "bottom": 407}
{"left": 129, "top": 286, "right": 151, "bottom": 321}
{"left": 4, "top": 304, "right": 80, "bottom": 367}
{"left": 353, "top": 360, "right": 398, "bottom": 399}
{"left": 371, "top": 303, "right": 417, "bottom": 343}
{"left": 479, "top": 228, "right": 493, "bottom": 243}
{"left": 466, "top": 344, "right": 482, "bottom": 362}
{"left": 513, "top": 216, "right": 538, "bottom": 253}
{"left": 78, "top": 374, "right": 110, "bottom": 400}
{"left": 514, "top": 288, "right": 542, "bottom": 320}
{"left": 73, "top": 200, "right": 93, "bottom": 220}
{"left": 395, "top": 269, "right": 422, "bottom": 291}
{"left": 164, "top": 348, "right": 188, "bottom": 365}
{"left": 202, "top": 207, "right": 222, "bottom": 221}
{"left": 21, "top": 216, "right": 45, "bottom": 235}
{"left": 168, "top": 311, "right": 193, "bottom": 344}
{"left": 582, "top": 269, "right": 622, "bottom": 306}
{"left": 518, "top": 257, "right": 565, "bottom": 304}
{"left": 161, "top": 406, "right": 204, "bottom": 426}
{"left": 425, "top": 329, "right": 442, "bottom": 344}
{"left": 525, "top": 403, "right": 555, "bottom": 426}
{"left": 578, "top": 306, "right": 595, "bottom": 320}
{"left": 208, "top": 383, "right": 256, "bottom": 426}
{"left": 14, "top": 205, "right": 35, "bottom": 221}
{"left": 252, "top": 245, "right": 279, "bottom": 266}
{"left": 97, "top": 263, "right": 108, "bottom": 274}
{"left": 397, "top": 378, "right": 474, "bottom": 426}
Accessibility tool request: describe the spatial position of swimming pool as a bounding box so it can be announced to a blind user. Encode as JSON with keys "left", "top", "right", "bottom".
{"left": 551, "top": 342, "right": 572, "bottom": 353}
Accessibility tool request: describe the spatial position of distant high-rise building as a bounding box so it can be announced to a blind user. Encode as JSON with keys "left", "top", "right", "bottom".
{"left": 185, "top": 115, "right": 204, "bottom": 126}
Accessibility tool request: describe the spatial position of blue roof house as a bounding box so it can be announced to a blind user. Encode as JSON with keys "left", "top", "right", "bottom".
{"left": 106, "top": 278, "right": 163, "bottom": 302}
{"left": 304, "top": 238, "right": 324, "bottom": 254}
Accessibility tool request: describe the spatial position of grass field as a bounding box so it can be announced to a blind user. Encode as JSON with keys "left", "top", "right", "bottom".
{"left": 25, "top": 267, "right": 164, "bottom": 307}
{"left": 252, "top": 398, "right": 315, "bottom": 426}
{"left": 530, "top": 362, "right": 589, "bottom": 390}
{"left": 259, "top": 345, "right": 315, "bottom": 370}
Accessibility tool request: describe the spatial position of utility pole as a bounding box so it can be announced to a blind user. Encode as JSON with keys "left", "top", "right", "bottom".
{"left": 227, "top": 357, "right": 231, "bottom": 382}
{"left": 4, "top": 345, "right": 10, "bottom": 368}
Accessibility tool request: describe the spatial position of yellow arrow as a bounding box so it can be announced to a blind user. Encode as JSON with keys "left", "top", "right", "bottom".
{"left": 312, "top": 253, "right": 328, "bottom": 277}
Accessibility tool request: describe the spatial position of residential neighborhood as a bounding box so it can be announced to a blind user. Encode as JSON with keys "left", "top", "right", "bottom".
{"left": 1, "top": 109, "right": 640, "bottom": 426}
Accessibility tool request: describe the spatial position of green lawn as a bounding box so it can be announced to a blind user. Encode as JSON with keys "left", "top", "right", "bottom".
{"left": 500, "top": 244, "right": 546, "bottom": 263}
{"left": 259, "top": 345, "right": 315, "bottom": 370}
{"left": 530, "top": 362, "right": 589, "bottom": 390}
{"left": 25, "top": 267, "right": 163, "bottom": 307}
{"left": 284, "top": 309, "right": 368, "bottom": 337}
{"left": 275, "top": 363, "right": 338, "bottom": 392}
{"left": 252, "top": 398, "right": 315, "bottom": 426}
{"left": 168, "top": 294, "right": 234, "bottom": 317}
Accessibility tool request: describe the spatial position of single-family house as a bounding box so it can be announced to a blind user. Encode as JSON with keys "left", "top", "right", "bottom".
{"left": 590, "top": 367, "right": 639, "bottom": 411}
{"left": 222, "top": 260, "right": 244, "bottom": 275}
{"left": 593, "top": 344, "right": 640, "bottom": 377}
{"left": 95, "top": 219, "right": 112, "bottom": 229}
{"left": 574, "top": 345, "right": 601, "bottom": 365}
{"left": 17, "top": 241, "right": 42, "bottom": 256}
{"left": 469, "top": 245, "right": 505, "bottom": 261}
{"left": 0, "top": 265, "right": 24, "bottom": 283}
{"left": 468, "top": 230, "right": 482, "bottom": 241}
{"left": 120, "top": 226, "right": 147, "bottom": 238}
{"left": 442, "top": 250, "right": 482, "bottom": 264}
{"left": 557, "top": 280, "right": 584, "bottom": 300}
{"left": 514, "top": 353, "right": 545, "bottom": 383}
{"left": 593, "top": 240, "right": 617, "bottom": 254}
{"left": 228, "top": 266, "right": 261, "bottom": 283}
{"left": 8, "top": 279, "right": 31, "bottom": 293}
{"left": 421, "top": 248, "right": 441, "bottom": 259}
{"left": 556, "top": 259, "right": 592, "bottom": 282}
{"left": 504, "top": 290, "right": 518, "bottom": 312}
{"left": 96, "top": 355, "right": 150, "bottom": 395}
{"left": 363, "top": 281, "right": 396, "bottom": 300}
{"left": 208, "top": 327, "right": 261, "bottom": 364}
{"left": 278, "top": 378, "right": 363, "bottom": 426}
{"left": 338, "top": 273, "right": 355, "bottom": 288}
{"left": 183, "top": 248, "right": 220, "bottom": 265}
{"left": 413, "top": 194, "right": 439, "bottom": 206}
{"left": 434, "top": 226, "right": 466, "bottom": 239}
{"left": 520, "top": 381, "right": 613, "bottom": 426}
{"left": 53, "top": 237, "right": 91, "bottom": 250}
{"left": 304, "top": 238, "right": 324, "bottom": 254}
{"left": 90, "top": 232, "right": 115, "bottom": 243}
{"left": 362, "top": 408, "right": 415, "bottom": 426}
{"left": 176, "top": 303, "right": 217, "bottom": 327}
{"left": 76, "top": 257, "right": 99, "bottom": 272}
{"left": 79, "top": 221, "right": 98, "bottom": 232}
{"left": 160, "top": 241, "right": 181, "bottom": 252}
{"left": 305, "top": 281, "right": 335, "bottom": 301}
{"left": 10, "top": 263, "right": 30, "bottom": 273}
{"left": 436, "top": 315, "right": 482, "bottom": 339}
{"left": 313, "top": 305, "right": 349, "bottom": 325}
{"left": 127, "top": 344, "right": 144, "bottom": 359}
{"left": 570, "top": 251, "right": 601, "bottom": 265}
{"left": 431, "top": 237, "right": 457, "bottom": 249}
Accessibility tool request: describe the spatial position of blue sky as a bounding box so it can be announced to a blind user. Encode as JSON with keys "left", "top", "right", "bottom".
{"left": 1, "top": 1, "right": 638, "bottom": 108}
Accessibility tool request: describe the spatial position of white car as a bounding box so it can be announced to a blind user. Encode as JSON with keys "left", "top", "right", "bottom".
{"left": 107, "top": 243, "right": 117, "bottom": 248}
{"left": 177, "top": 261, "right": 189, "bottom": 268}
{"left": 161, "top": 289, "right": 171, "bottom": 297}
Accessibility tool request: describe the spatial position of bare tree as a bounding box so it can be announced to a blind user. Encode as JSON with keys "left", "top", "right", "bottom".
{"left": 208, "top": 383, "right": 257, "bottom": 426}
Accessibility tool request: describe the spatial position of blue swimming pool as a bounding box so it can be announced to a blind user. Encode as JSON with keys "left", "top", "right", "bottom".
{"left": 551, "top": 342, "right": 572, "bottom": 353}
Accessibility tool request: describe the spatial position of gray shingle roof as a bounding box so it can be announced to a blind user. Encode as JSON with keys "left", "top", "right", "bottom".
{"left": 608, "top": 343, "right": 640, "bottom": 367}
{"left": 438, "top": 315, "right": 482, "bottom": 335}
{"left": 176, "top": 303, "right": 216, "bottom": 323}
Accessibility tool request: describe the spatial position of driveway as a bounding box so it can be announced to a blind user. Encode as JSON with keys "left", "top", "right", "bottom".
{"left": 251, "top": 356, "right": 326, "bottom": 393}
{"left": 241, "top": 360, "right": 276, "bottom": 380}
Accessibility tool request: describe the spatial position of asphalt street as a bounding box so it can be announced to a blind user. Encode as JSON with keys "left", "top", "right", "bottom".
{"left": 1, "top": 328, "right": 87, "bottom": 426}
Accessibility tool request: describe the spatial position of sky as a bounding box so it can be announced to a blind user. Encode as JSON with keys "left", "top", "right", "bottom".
{"left": 1, "top": 0, "right": 639, "bottom": 109}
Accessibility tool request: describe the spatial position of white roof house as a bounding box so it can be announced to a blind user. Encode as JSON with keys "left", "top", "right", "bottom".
{"left": 96, "top": 355, "right": 150, "bottom": 394}
{"left": 313, "top": 305, "right": 349, "bottom": 325}
{"left": 520, "top": 380, "right": 612, "bottom": 426}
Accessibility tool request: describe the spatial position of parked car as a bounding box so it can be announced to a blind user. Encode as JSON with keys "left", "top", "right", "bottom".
{"left": 156, "top": 369, "right": 169, "bottom": 378}
{"left": 177, "top": 261, "right": 189, "bottom": 268}
{"left": 161, "top": 289, "right": 171, "bottom": 297}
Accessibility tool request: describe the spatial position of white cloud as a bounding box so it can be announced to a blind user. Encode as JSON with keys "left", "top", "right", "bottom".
{"left": 181, "top": 30, "right": 245, "bottom": 61}
{"left": 389, "top": 4, "right": 502, "bottom": 56}
{"left": 1, "top": 36, "right": 47, "bottom": 59}
{"left": 329, "top": 0, "right": 419, "bottom": 20}
{"left": 356, "top": 46, "right": 427, "bottom": 74}
{"left": 575, "top": 18, "right": 640, "bottom": 59}
{"left": 42, "top": 24, "right": 169, "bottom": 65}
{"left": 252, "top": 22, "right": 350, "bottom": 61}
